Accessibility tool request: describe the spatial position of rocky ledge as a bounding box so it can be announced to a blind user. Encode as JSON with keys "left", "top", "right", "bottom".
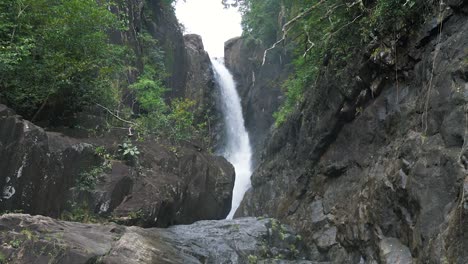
{"left": 0, "top": 104, "right": 234, "bottom": 227}
{"left": 0, "top": 214, "right": 318, "bottom": 264}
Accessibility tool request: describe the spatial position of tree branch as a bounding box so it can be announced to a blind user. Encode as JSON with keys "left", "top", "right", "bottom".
{"left": 262, "top": 0, "right": 326, "bottom": 65}
{"left": 95, "top": 103, "right": 137, "bottom": 126}
{"left": 303, "top": 31, "right": 315, "bottom": 58}
{"left": 328, "top": 14, "right": 363, "bottom": 38}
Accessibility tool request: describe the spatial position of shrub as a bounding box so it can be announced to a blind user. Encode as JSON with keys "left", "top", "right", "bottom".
{"left": 0, "top": 0, "right": 125, "bottom": 119}
{"left": 236, "top": 0, "right": 435, "bottom": 126}
{"left": 76, "top": 167, "right": 104, "bottom": 192}
{"left": 118, "top": 142, "right": 140, "bottom": 159}
{"left": 60, "top": 202, "right": 101, "bottom": 223}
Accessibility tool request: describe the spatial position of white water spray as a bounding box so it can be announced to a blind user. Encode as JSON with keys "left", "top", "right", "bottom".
{"left": 211, "top": 58, "right": 253, "bottom": 219}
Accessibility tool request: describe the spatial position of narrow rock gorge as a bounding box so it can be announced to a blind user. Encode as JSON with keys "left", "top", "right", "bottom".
{"left": 0, "top": 0, "right": 467, "bottom": 263}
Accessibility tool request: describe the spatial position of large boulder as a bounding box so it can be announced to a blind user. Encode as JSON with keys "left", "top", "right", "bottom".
{"left": 0, "top": 214, "right": 315, "bottom": 264}
{"left": 0, "top": 104, "right": 235, "bottom": 227}
{"left": 0, "top": 104, "right": 98, "bottom": 217}
{"left": 107, "top": 139, "right": 235, "bottom": 227}
{"left": 236, "top": 4, "right": 468, "bottom": 263}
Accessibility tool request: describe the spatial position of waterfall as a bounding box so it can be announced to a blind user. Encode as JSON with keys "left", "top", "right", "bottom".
{"left": 211, "top": 58, "right": 253, "bottom": 219}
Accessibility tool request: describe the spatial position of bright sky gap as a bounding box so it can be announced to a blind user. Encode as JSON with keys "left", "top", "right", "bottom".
{"left": 174, "top": 0, "right": 242, "bottom": 57}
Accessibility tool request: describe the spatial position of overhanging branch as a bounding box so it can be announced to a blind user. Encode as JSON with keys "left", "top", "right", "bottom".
{"left": 262, "top": 0, "right": 326, "bottom": 65}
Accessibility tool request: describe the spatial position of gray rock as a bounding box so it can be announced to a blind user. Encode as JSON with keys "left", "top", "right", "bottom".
{"left": 224, "top": 37, "right": 290, "bottom": 165}
{"left": 310, "top": 200, "right": 327, "bottom": 223}
{"left": 236, "top": 6, "right": 468, "bottom": 264}
{"left": 0, "top": 104, "right": 235, "bottom": 227}
{"left": 0, "top": 214, "right": 313, "bottom": 264}
{"left": 379, "top": 238, "right": 412, "bottom": 264}
{"left": 440, "top": 106, "right": 466, "bottom": 147}
{"left": 313, "top": 227, "right": 337, "bottom": 250}
{"left": 183, "top": 34, "right": 225, "bottom": 149}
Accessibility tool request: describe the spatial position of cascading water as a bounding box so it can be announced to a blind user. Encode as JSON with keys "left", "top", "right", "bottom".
{"left": 211, "top": 58, "right": 253, "bottom": 219}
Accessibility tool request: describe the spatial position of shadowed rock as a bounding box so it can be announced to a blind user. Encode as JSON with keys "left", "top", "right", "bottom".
{"left": 236, "top": 3, "right": 468, "bottom": 263}
{"left": 224, "top": 37, "right": 290, "bottom": 165}
{"left": 0, "top": 104, "right": 235, "bottom": 227}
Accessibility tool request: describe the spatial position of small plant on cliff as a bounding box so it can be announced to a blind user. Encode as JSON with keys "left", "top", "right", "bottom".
{"left": 60, "top": 202, "right": 101, "bottom": 223}
{"left": 94, "top": 146, "right": 114, "bottom": 160}
{"left": 129, "top": 64, "right": 201, "bottom": 140}
{"left": 94, "top": 146, "right": 114, "bottom": 170}
{"left": 77, "top": 165, "right": 106, "bottom": 192}
{"left": 20, "top": 229, "right": 37, "bottom": 241}
{"left": 8, "top": 238, "right": 21, "bottom": 249}
{"left": 118, "top": 142, "right": 140, "bottom": 158}
{"left": 127, "top": 209, "right": 145, "bottom": 220}
{"left": 247, "top": 255, "right": 258, "bottom": 264}
{"left": 167, "top": 98, "right": 198, "bottom": 141}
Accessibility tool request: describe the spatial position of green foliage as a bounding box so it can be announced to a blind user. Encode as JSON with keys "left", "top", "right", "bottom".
{"left": 0, "top": 252, "right": 6, "bottom": 264}
{"left": 135, "top": 97, "right": 200, "bottom": 141}
{"left": 118, "top": 142, "right": 140, "bottom": 158}
{"left": 8, "top": 238, "right": 21, "bottom": 248}
{"left": 131, "top": 63, "right": 201, "bottom": 141}
{"left": 167, "top": 98, "right": 197, "bottom": 141}
{"left": 289, "top": 243, "right": 299, "bottom": 257}
{"left": 94, "top": 146, "right": 114, "bottom": 161}
{"left": 240, "top": 0, "right": 282, "bottom": 45}
{"left": 370, "top": 0, "right": 423, "bottom": 32}
{"left": 137, "top": 32, "right": 167, "bottom": 77}
{"left": 0, "top": 0, "right": 205, "bottom": 145}
{"left": 130, "top": 66, "right": 168, "bottom": 115}
{"left": 77, "top": 147, "right": 115, "bottom": 191}
{"left": 0, "top": 0, "right": 125, "bottom": 119}
{"left": 128, "top": 32, "right": 200, "bottom": 141}
{"left": 127, "top": 209, "right": 144, "bottom": 220}
{"left": 77, "top": 167, "right": 104, "bottom": 192}
{"left": 20, "top": 229, "right": 37, "bottom": 241}
{"left": 238, "top": 0, "right": 434, "bottom": 126}
{"left": 273, "top": 57, "right": 316, "bottom": 126}
{"left": 0, "top": 209, "right": 24, "bottom": 215}
{"left": 247, "top": 255, "right": 258, "bottom": 264}
{"left": 60, "top": 202, "right": 101, "bottom": 223}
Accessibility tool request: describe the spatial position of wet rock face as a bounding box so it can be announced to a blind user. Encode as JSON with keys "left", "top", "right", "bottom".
{"left": 237, "top": 4, "right": 467, "bottom": 264}
{"left": 183, "top": 34, "right": 214, "bottom": 110}
{"left": 224, "top": 37, "right": 291, "bottom": 165}
{"left": 0, "top": 104, "right": 98, "bottom": 217}
{"left": 183, "top": 34, "right": 225, "bottom": 148}
{"left": 0, "top": 105, "right": 235, "bottom": 227}
{"left": 0, "top": 214, "right": 314, "bottom": 264}
{"left": 145, "top": 0, "right": 188, "bottom": 97}
{"left": 119, "top": 0, "right": 187, "bottom": 97}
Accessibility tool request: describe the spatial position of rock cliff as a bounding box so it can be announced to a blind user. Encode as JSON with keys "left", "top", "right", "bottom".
{"left": 183, "top": 34, "right": 224, "bottom": 148}
{"left": 110, "top": 0, "right": 187, "bottom": 97}
{"left": 0, "top": 104, "right": 234, "bottom": 227}
{"left": 224, "top": 37, "right": 291, "bottom": 165}
{"left": 237, "top": 2, "right": 467, "bottom": 263}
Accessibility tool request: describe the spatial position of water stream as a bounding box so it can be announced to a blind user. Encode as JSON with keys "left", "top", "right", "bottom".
{"left": 211, "top": 58, "right": 253, "bottom": 219}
